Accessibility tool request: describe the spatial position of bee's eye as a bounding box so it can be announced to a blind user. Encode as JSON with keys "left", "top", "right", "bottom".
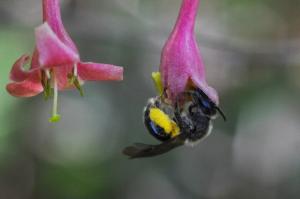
{"left": 202, "top": 100, "right": 211, "bottom": 109}
{"left": 200, "top": 99, "right": 217, "bottom": 116}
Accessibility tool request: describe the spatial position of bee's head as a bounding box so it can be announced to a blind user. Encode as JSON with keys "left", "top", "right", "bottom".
{"left": 193, "top": 89, "right": 226, "bottom": 121}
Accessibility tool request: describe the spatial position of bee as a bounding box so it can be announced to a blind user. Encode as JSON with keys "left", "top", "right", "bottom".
{"left": 123, "top": 88, "right": 226, "bottom": 159}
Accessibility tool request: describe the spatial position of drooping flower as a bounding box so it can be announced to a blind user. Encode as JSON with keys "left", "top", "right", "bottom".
{"left": 6, "top": 0, "right": 123, "bottom": 122}
{"left": 159, "top": 0, "right": 218, "bottom": 104}
{"left": 122, "top": 0, "right": 225, "bottom": 159}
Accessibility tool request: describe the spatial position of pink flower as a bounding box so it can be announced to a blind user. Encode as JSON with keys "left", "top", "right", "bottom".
{"left": 160, "top": 0, "right": 218, "bottom": 104}
{"left": 6, "top": 0, "right": 123, "bottom": 122}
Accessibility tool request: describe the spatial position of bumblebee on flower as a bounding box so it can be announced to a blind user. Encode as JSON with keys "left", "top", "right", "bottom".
{"left": 123, "top": 0, "right": 225, "bottom": 158}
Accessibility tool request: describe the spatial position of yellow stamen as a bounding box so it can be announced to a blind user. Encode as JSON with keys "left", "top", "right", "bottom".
{"left": 151, "top": 72, "right": 163, "bottom": 96}
{"left": 170, "top": 121, "right": 180, "bottom": 137}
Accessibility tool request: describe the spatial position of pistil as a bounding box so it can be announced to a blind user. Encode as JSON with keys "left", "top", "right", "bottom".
{"left": 49, "top": 74, "right": 60, "bottom": 122}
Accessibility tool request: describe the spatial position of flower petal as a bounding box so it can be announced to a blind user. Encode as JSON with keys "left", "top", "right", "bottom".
{"left": 160, "top": 0, "right": 219, "bottom": 104}
{"left": 161, "top": 37, "right": 204, "bottom": 102}
{"left": 6, "top": 72, "right": 43, "bottom": 97}
{"left": 10, "top": 55, "right": 32, "bottom": 82}
{"left": 30, "top": 49, "right": 40, "bottom": 69}
{"left": 43, "top": 0, "right": 78, "bottom": 53}
{"left": 54, "top": 64, "right": 74, "bottom": 90}
{"left": 78, "top": 62, "right": 123, "bottom": 81}
{"left": 35, "top": 23, "right": 79, "bottom": 68}
{"left": 191, "top": 77, "right": 219, "bottom": 105}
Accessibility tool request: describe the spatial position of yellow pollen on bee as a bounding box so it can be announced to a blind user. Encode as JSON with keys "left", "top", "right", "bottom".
{"left": 149, "top": 108, "right": 180, "bottom": 136}
{"left": 170, "top": 121, "right": 180, "bottom": 137}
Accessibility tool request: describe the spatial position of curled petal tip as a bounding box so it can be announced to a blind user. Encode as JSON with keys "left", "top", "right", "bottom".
{"left": 191, "top": 77, "right": 219, "bottom": 105}
{"left": 116, "top": 67, "right": 124, "bottom": 81}
{"left": 206, "top": 87, "right": 219, "bottom": 105}
{"left": 195, "top": 82, "right": 219, "bottom": 105}
{"left": 6, "top": 76, "right": 43, "bottom": 98}
{"left": 9, "top": 55, "right": 31, "bottom": 82}
{"left": 35, "top": 23, "right": 80, "bottom": 68}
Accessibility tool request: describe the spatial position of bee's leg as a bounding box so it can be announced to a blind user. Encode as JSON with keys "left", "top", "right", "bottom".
{"left": 188, "top": 104, "right": 198, "bottom": 116}
{"left": 174, "top": 96, "right": 185, "bottom": 128}
{"left": 179, "top": 90, "right": 201, "bottom": 106}
{"left": 188, "top": 90, "right": 204, "bottom": 105}
{"left": 173, "top": 91, "right": 200, "bottom": 119}
{"left": 174, "top": 95, "right": 194, "bottom": 134}
{"left": 174, "top": 91, "right": 198, "bottom": 117}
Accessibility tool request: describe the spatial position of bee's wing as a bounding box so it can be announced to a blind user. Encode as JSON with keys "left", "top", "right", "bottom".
{"left": 123, "top": 134, "right": 187, "bottom": 159}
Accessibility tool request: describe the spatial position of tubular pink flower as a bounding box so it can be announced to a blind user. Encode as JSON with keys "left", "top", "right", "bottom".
{"left": 6, "top": 0, "right": 123, "bottom": 122}
{"left": 160, "top": 0, "right": 218, "bottom": 104}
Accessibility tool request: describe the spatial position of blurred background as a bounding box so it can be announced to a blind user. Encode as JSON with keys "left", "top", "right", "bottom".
{"left": 0, "top": 0, "right": 300, "bottom": 198}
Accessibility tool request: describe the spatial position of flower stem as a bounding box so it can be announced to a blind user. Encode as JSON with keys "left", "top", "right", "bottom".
{"left": 49, "top": 77, "right": 60, "bottom": 123}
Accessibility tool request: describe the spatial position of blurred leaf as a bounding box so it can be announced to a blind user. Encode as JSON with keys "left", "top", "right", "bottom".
{"left": 0, "top": 27, "right": 32, "bottom": 161}
{"left": 36, "top": 163, "right": 115, "bottom": 199}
